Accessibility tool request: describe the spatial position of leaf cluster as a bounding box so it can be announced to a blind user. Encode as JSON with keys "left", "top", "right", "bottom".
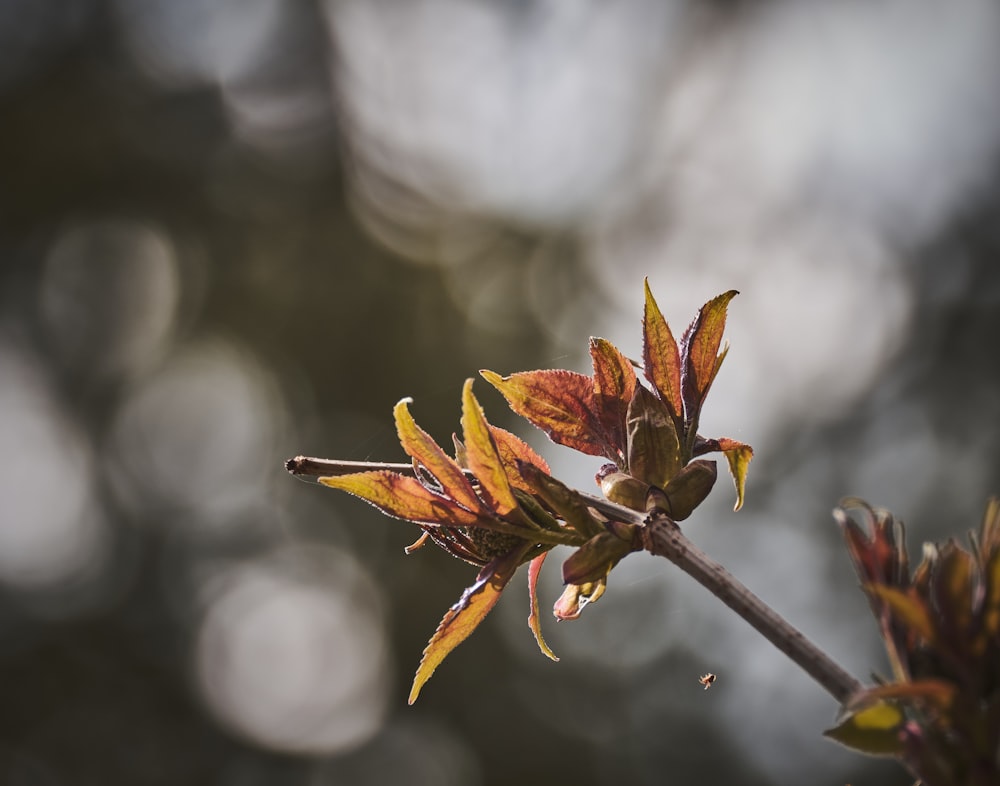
{"left": 828, "top": 498, "right": 1000, "bottom": 786}
{"left": 311, "top": 282, "right": 753, "bottom": 701}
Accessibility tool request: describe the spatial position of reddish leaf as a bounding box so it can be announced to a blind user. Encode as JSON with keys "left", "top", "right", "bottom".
{"left": 847, "top": 679, "right": 957, "bottom": 713}
{"left": 481, "top": 369, "right": 609, "bottom": 458}
{"left": 716, "top": 437, "right": 754, "bottom": 512}
{"left": 931, "top": 541, "right": 976, "bottom": 638}
{"left": 409, "top": 541, "right": 533, "bottom": 703}
{"left": 626, "top": 384, "right": 682, "bottom": 488}
{"left": 866, "top": 584, "right": 937, "bottom": 644}
{"left": 641, "top": 279, "right": 682, "bottom": 420}
{"left": 981, "top": 547, "right": 1000, "bottom": 640}
{"left": 680, "top": 290, "right": 738, "bottom": 420}
{"left": 394, "top": 397, "right": 482, "bottom": 513}
{"left": 319, "top": 471, "right": 482, "bottom": 527}
{"left": 590, "top": 337, "right": 637, "bottom": 459}
{"left": 488, "top": 424, "right": 551, "bottom": 496}
{"left": 461, "top": 379, "right": 518, "bottom": 516}
{"left": 528, "top": 551, "right": 558, "bottom": 661}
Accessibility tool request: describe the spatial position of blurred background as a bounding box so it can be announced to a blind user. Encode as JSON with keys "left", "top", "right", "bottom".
{"left": 1, "top": 0, "right": 999, "bottom": 784}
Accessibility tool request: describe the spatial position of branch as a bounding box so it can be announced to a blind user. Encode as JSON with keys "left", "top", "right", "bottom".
{"left": 286, "top": 455, "right": 864, "bottom": 704}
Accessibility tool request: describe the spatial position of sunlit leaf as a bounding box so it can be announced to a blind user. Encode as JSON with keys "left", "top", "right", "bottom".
{"left": 641, "top": 279, "right": 683, "bottom": 420}
{"left": 461, "top": 379, "right": 518, "bottom": 516}
{"left": 409, "top": 542, "right": 533, "bottom": 703}
{"left": 394, "top": 397, "right": 482, "bottom": 513}
{"left": 488, "top": 424, "right": 551, "bottom": 495}
{"left": 597, "top": 466, "right": 650, "bottom": 511}
{"left": 590, "top": 336, "right": 637, "bottom": 458}
{"left": 319, "top": 471, "right": 481, "bottom": 527}
{"left": 626, "top": 384, "right": 682, "bottom": 488}
{"left": 528, "top": 551, "right": 558, "bottom": 661}
{"left": 866, "top": 584, "right": 937, "bottom": 644}
{"left": 716, "top": 437, "right": 753, "bottom": 512}
{"left": 823, "top": 700, "right": 905, "bottom": 756}
{"left": 680, "top": 290, "right": 738, "bottom": 420}
{"left": 481, "top": 369, "right": 609, "bottom": 458}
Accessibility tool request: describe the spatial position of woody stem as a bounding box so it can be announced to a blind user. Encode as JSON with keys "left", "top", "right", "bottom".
{"left": 580, "top": 491, "right": 863, "bottom": 704}
{"left": 287, "top": 455, "right": 863, "bottom": 704}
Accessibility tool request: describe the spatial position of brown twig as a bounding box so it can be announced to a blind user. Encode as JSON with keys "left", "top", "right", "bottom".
{"left": 286, "top": 455, "right": 864, "bottom": 704}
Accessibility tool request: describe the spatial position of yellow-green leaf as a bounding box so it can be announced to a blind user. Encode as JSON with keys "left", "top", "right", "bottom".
{"left": 320, "top": 471, "right": 481, "bottom": 527}
{"left": 409, "top": 542, "right": 531, "bottom": 703}
{"left": 823, "top": 700, "right": 905, "bottom": 756}
{"left": 481, "top": 369, "right": 608, "bottom": 458}
{"left": 394, "top": 397, "right": 482, "bottom": 513}
{"left": 461, "top": 379, "right": 518, "bottom": 516}
{"left": 641, "top": 279, "right": 682, "bottom": 420}
{"left": 527, "top": 551, "right": 558, "bottom": 662}
{"left": 716, "top": 438, "right": 753, "bottom": 511}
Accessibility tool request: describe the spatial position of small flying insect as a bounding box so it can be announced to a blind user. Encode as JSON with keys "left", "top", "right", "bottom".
{"left": 698, "top": 673, "right": 717, "bottom": 690}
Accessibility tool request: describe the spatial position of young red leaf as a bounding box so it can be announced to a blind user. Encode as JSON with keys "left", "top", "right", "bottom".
{"left": 931, "top": 541, "right": 976, "bottom": 639}
{"left": 681, "top": 290, "right": 738, "bottom": 419}
{"left": 846, "top": 679, "right": 957, "bottom": 713}
{"left": 626, "top": 384, "right": 683, "bottom": 488}
{"left": 461, "top": 379, "right": 518, "bottom": 516}
{"left": 394, "top": 398, "right": 482, "bottom": 513}
{"left": 409, "top": 541, "right": 533, "bottom": 703}
{"left": 641, "top": 279, "right": 683, "bottom": 420}
{"left": 865, "top": 584, "right": 937, "bottom": 644}
{"left": 319, "top": 471, "right": 482, "bottom": 527}
{"left": 590, "top": 337, "right": 637, "bottom": 460}
{"left": 528, "top": 551, "right": 558, "bottom": 661}
{"left": 480, "top": 369, "right": 609, "bottom": 458}
{"left": 716, "top": 437, "right": 754, "bottom": 511}
{"left": 488, "top": 424, "right": 551, "bottom": 496}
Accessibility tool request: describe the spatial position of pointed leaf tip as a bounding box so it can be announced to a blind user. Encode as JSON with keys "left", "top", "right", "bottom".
{"left": 394, "top": 397, "right": 481, "bottom": 513}
{"left": 716, "top": 438, "right": 753, "bottom": 511}
{"left": 408, "top": 543, "right": 531, "bottom": 703}
{"left": 480, "top": 368, "right": 608, "bottom": 458}
{"left": 528, "top": 552, "right": 559, "bottom": 661}
{"left": 682, "top": 290, "right": 739, "bottom": 418}
{"left": 642, "top": 280, "right": 683, "bottom": 420}
{"left": 460, "top": 378, "right": 518, "bottom": 515}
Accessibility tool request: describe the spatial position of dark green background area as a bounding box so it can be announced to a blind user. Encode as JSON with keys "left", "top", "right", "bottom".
{"left": 2, "top": 3, "right": 998, "bottom": 785}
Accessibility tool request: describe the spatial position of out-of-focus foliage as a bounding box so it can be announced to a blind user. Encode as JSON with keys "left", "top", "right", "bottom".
{"left": 831, "top": 499, "right": 1000, "bottom": 785}
{"left": 1, "top": 1, "right": 998, "bottom": 785}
